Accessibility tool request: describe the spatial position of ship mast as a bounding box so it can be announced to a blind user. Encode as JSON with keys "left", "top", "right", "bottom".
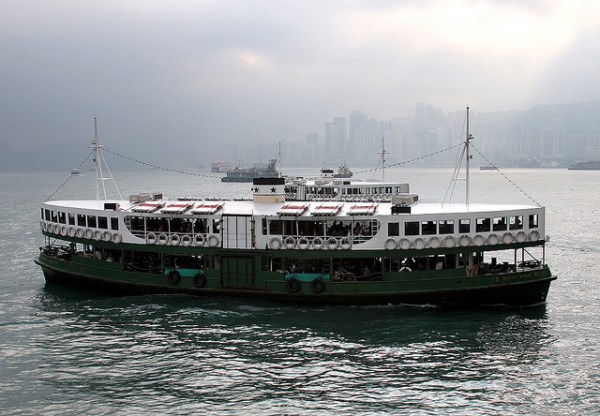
{"left": 378, "top": 137, "right": 387, "bottom": 183}
{"left": 465, "top": 106, "right": 472, "bottom": 205}
{"left": 91, "top": 116, "right": 105, "bottom": 201}
{"left": 89, "top": 117, "right": 123, "bottom": 202}
{"left": 443, "top": 106, "right": 474, "bottom": 206}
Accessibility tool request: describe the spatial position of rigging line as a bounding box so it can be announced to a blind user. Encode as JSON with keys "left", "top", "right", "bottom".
{"left": 103, "top": 147, "right": 223, "bottom": 179}
{"left": 443, "top": 116, "right": 468, "bottom": 204}
{"left": 298, "top": 143, "right": 463, "bottom": 181}
{"left": 46, "top": 150, "right": 94, "bottom": 201}
{"left": 351, "top": 143, "right": 463, "bottom": 176}
{"left": 470, "top": 143, "right": 542, "bottom": 207}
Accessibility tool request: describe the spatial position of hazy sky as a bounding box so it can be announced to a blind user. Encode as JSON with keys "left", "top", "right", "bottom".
{"left": 1, "top": 0, "right": 599, "bottom": 160}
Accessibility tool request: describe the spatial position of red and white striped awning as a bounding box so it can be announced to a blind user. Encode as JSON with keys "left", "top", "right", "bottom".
{"left": 347, "top": 203, "right": 378, "bottom": 215}
{"left": 161, "top": 203, "right": 193, "bottom": 214}
{"left": 278, "top": 203, "right": 309, "bottom": 216}
{"left": 311, "top": 204, "right": 343, "bottom": 216}
{"left": 131, "top": 202, "right": 164, "bottom": 213}
{"left": 191, "top": 203, "right": 224, "bottom": 215}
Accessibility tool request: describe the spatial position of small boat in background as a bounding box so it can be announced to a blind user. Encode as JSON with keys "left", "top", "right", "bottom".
{"left": 334, "top": 163, "right": 353, "bottom": 178}
{"left": 210, "top": 161, "right": 232, "bottom": 173}
{"left": 479, "top": 165, "right": 496, "bottom": 171}
{"left": 567, "top": 161, "right": 600, "bottom": 170}
{"left": 70, "top": 168, "right": 82, "bottom": 176}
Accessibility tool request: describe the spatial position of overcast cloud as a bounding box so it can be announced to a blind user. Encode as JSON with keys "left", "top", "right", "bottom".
{"left": 1, "top": 0, "right": 599, "bottom": 163}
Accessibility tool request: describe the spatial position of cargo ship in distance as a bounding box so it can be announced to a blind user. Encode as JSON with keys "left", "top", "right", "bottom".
{"left": 221, "top": 159, "right": 279, "bottom": 182}
{"left": 35, "top": 110, "right": 555, "bottom": 306}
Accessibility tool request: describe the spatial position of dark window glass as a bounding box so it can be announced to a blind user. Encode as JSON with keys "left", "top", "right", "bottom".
{"left": 405, "top": 221, "right": 419, "bottom": 236}
{"left": 388, "top": 222, "right": 400, "bottom": 236}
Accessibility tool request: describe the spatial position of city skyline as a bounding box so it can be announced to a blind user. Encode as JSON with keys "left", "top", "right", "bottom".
{"left": 231, "top": 100, "right": 600, "bottom": 169}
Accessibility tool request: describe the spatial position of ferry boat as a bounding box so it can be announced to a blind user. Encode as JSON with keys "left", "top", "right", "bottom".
{"left": 35, "top": 112, "right": 556, "bottom": 306}
{"left": 285, "top": 176, "right": 411, "bottom": 202}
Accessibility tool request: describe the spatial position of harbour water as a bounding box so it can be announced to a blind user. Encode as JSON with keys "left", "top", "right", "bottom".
{"left": 1, "top": 167, "right": 599, "bottom": 415}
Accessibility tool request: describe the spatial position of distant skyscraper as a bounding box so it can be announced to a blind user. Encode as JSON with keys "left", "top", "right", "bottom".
{"left": 324, "top": 117, "right": 347, "bottom": 164}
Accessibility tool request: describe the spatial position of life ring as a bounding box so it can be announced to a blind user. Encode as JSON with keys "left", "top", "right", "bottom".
{"left": 473, "top": 234, "right": 485, "bottom": 246}
{"left": 529, "top": 230, "right": 540, "bottom": 241}
{"left": 428, "top": 236, "right": 441, "bottom": 249}
{"left": 312, "top": 236, "right": 324, "bottom": 250}
{"left": 385, "top": 238, "right": 397, "bottom": 250}
{"left": 286, "top": 277, "right": 301, "bottom": 293}
{"left": 157, "top": 233, "right": 169, "bottom": 245}
{"left": 297, "top": 237, "right": 309, "bottom": 250}
{"left": 340, "top": 237, "right": 352, "bottom": 250}
{"left": 208, "top": 235, "right": 219, "bottom": 247}
{"left": 40, "top": 221, "right": 47, "bottom": 232}
{"left": 399, "top": 266, "right": 412, "bottom": 272}
{"left": 269, "top": 237, "right": 282, "bottom": 250}
{"left": 311, "top": 277, "right": 326, "bottom": 294}
{"left": 94, "top": 230, "right": 102, "bottom": 241}
{"left": 85, "top": 228, "right": 94, "bottom": 239}
{"left": 194, "top": 234, "right": 205, "bottom": 246}
{"left": 68, "top": 226, "right": 76, "bottom": 237}
{"left": 102, "top": 230, "right": 112, "bottom": 242}
{"left": 167, "top": 270, "right": 181, "bottom": 285}
{"left": 413, "top": 237, "right": 426, "bottom": 250}
{"left": 284, "top": 236, "right": 296, "bottom": 249}
{"left": 458, "top": 235, "right": 472, "bottom": 247}
{"left": 327, "top": 237, "right": 339, "bottom": 250}
{"left": 112, "top": 233, "right": 122, "bottom": 244}
{"left": 193, "top": 272, "right": 206, "bottom": 288}
{"left": 502, "top": 232, "right": 514, "bottom": 244}
{"left": 399, "top": 238, "right": 411, "bottom": 250}
{"left": 516, "top": 231, "right": 527, "bottom": 243}
{"left": 147, "top": 232, "right": 157, "bottom": 245}
{"left": 486, "top": 233, "right": 499, "bottom": 245}
{"left": 53, "top": 224, "right": 60, "bottom": 234}
{"left": 170, "top": 234, "right": 181, "bottom": 246}
{"left": 60, "top": 225, "right": 68, "bottom": 236}
{"left": 76, "top": 228, "right": 85, "bottom": 239}
{"left": 181, "top": 234, "right": 192, "bottom": 247}
{"left": 443, "top": 236, "right": 455, "bottom": 248}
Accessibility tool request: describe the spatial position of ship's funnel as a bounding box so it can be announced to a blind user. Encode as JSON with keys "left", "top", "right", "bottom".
{"left": 252, "top": 177, "right": 286, "bottom": 203}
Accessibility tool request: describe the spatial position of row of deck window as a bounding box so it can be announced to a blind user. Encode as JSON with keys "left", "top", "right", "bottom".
{"left": 42, "top": 209, "right": 119, "bottom": 231}
{"left": 263, "top": 218, "right": 379, "bottom": 238}
{"left": 124, "top": 216, "right": 219, "bottom": 236}
{"left": 43, "top": 208, "right": 540, "bottom": 240}
{"left": 388, "top": 214, "right": 538, "bottom": 237}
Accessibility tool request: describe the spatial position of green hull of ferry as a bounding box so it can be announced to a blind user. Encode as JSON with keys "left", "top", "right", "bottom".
{"left": 36, "top": 237, "right": 554, "bottom": 307}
